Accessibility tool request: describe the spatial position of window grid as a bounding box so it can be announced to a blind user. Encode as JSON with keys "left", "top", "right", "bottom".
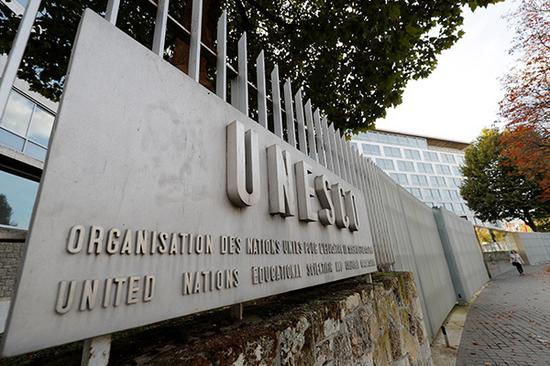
{"left": 417, "top": 162, "right": 434, "bottom": 174}
{"left": 396, "top": 160, "right": 415, "bottom": 172}
{"left": 362, "top": 143, "right": 381, "bottom": 156}
{"left": 423, "top": 151, "right": 439, "bottom": 162}
{"left": 375, "top": 158, "right": 395, "bottom": 170}
{"left": 383, "top": 146, "right": 402, "bottom": 158}
{"left": 0, "top": 89, "right": 54, "bottom": 161}
{"left": 404, "top": 148, "right": 421, "bottom": 160}
{"left": 435, "top": 164, "right": 451, "bottom": 175}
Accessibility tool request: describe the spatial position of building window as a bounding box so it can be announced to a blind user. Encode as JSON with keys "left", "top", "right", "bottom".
{"left": 447, "top": 177, "right": 463, "bottom": 188}
{"left": 416, "top": 162, "right": 434, "bottom": 174}
{"left": 0, "top": 169, "right": 39, "bottom": 229}
{"left": 435, "top": 164, "right": 451, "bottom": 175}
{"left": 390, "top": 173, "right": 408, "bottom": 185}
{"left": 430, "top": 176, "right": 447, "bottom": 187}
{"left": 0, "top": 89, "right": 54, "bottom": 161}
{"left": 410, "top": 174, "right": 428, "bottom": 186}
{"left": 396, "top": 160, "right": 415, "bottom": 172}
{"left": 362, "top": 143, "right": 381, "bottom": 156}
{"left": 383, "top": 146, "right": 402, "bottom": 158}
{"left": 408, "top": 187, "right": 422, "bottom": 199}
{"left": 440, "top": 153, "right": 456, "bottom": 164}
{"left": 375, "top": 158, "right": 395, "bottom": 170}
{"left": 423, "top": 151, "right": 439, "bottom": 162}
{"left": 451, "top": 165, "right": 461, "bottom": 176}
{"left": 456, "top": 155, "right": 465, "bottom": 165}
{"left": 404, "top": 148, "right": 421, "bottom": 160}
{"left": 453, "top": 203, "right": 465, "bottom": 214}
{"left": 449, "top": 190, "right": 460, "bottom": 200}
{"left": 443, "top": 203, "right": 454, "bottom": 211}
{"left": 423, "top": 188, "right": 441, "bottom": 200}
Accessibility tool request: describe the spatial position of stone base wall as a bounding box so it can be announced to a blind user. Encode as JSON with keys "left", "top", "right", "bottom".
{"left": 0, "top": 229, "right": 26, "bottom": 299}
{"left": 108, "top": 272, "right": 432, "bottom": 366}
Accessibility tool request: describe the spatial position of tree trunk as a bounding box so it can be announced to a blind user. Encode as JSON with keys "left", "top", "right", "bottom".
{"left": 523, "top": 209, "right": 538, "bottom": 232}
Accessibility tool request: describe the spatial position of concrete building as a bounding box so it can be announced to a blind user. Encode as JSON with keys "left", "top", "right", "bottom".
{"left": 352, "top": 129, "right": 477, "bottom": 222}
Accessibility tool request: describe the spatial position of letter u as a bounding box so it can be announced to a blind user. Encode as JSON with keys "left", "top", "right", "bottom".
{"left": 227, "top": 120, "right": 261, "bottom": 207}
{"left": 55, "top": 280, "right": 76, "bottom": 314}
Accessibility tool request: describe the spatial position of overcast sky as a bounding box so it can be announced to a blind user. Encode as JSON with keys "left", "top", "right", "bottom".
{"left": 376, "top": 1, "right": 519, "bottom": 143}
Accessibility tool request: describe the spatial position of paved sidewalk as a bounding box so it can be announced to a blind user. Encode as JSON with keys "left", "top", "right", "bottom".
{"left": 457, "top": 265, "right": 550, "bottom": 366}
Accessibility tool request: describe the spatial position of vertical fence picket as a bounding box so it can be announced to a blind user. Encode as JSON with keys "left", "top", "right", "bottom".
{"left": 345, "top": 140, "right": 354, "bottom": 185}
{"left": 216, "top": 11, "right": 227, "bottom": 100}
{"left": 348, "top": 143, "right": 357, "bottom": 187}
{"left": 304, "top": 100, "right": 317, "bottom": 161}
{"left": 295, "top": 89, "right": 307, "bottom": 155}
{"left": 355, "top": 149, "right": 366, "bottom": 190}
{"left": 105, "top": 0, "right": 120, "bottom": 24}
{"left": 256, "top": 51, "right": 267, "bottom": 128}
{"left": 341, "top": 134, "right": 351, "bottom": 183}
{"left": 335, "top": 129, "right": 347, "bottom": 181}
{"left": 329, "top": 124, "right": 341, "bottom": 177}
{"left": 271, "top": 65, "right": 283, "bottom": 138}
{"left": 236, "top": 33, "right": 248, "bottom": 115}
{"left": 283, "top": 80, "right": 296, "bottom": 148}
{"left": 314, "top": 109, "right": 325, "bottom": 166}
{"left": 0, "top": 0, "right": 42, "bottom": 120}
{"left": 152, "top": 0, "right": 169, "bottom": 56}
{"left": 321, "top": 117, "right": 333, "bottom": 171}
{"left": 188, "top": 0, "right": 203, "bottom": 81}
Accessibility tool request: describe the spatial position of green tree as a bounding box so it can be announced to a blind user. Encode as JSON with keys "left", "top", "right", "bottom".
{"left": 461, "top": 128, "right": 550, "bottom": 231}
{"left": 0, "top": 0, "right": 500, "bottom": 132}
{"left": 0, "top": 193, "right": 14, "bottom": 226}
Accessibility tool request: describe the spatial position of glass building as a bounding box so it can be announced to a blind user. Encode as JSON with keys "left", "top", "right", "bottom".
{"left": 352, "top": 129, "right": 477, "bottom": 222}
{"left": 0, "top": 52, "right": 57, "bottom": 230}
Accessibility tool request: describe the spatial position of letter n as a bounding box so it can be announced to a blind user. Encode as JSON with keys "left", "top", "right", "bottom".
{"left": 227, "top": 120, "right": 261, "bottom": 207}
{"left": 267, "top": 144, "right": 295, "bottom": 217}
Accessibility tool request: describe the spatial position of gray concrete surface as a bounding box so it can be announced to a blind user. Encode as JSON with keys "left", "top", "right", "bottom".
{"left": 434, "top": 207, "right": 489, "bottom": 305}
{"left": 431, "top": 305, "right": 469, "bottom": 366}
{"left": 0, "top": 299, "right": 10, "bottom": 333}
{"left": 457, "top": 264, "right": 550, "bottom": 366}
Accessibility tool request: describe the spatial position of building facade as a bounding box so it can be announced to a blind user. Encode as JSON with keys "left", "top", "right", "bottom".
{"left": 352, "top": 130, "right": 477, "bottom": 222}
{"left": 0, "top": 57, "right": 56, "bottom": 231}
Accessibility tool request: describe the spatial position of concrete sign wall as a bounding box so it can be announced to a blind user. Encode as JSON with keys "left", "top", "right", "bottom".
{"left": 1, "top": 11, "right": 376, "bottom": 356}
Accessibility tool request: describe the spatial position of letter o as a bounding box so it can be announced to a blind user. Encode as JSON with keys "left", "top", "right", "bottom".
{"left": 67, "top": 225, "right": 85, "bottom": 254}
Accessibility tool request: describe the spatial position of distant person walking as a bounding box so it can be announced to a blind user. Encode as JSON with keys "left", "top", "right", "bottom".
{"left": 510, "top": 250, "right": 525, "bottom": 275}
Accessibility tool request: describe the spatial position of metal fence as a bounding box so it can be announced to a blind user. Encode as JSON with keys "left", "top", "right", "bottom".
{"left": 359, "top": 161, "right": 492, "bottom": 339}
{"left": 434, "top": 208, "right": 489, "bottom": 304}
{"left": 513, "top": 232, "right": 550, "bottom": 265}
{"left": 360, "top": 160, "right": 457, "bottom": 339}
{"left": 1, "top": 0, "right": 495, "bottom": 342}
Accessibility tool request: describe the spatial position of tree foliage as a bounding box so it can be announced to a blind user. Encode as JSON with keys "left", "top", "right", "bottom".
{"left": 0, "top": 193, "right": 14, "bottom": 226}
{"left": 499, "top": 0, "right": 550, "bottom": 199}
{"left": 225, "top": 0, "right": 500, "bottom": 132}
{"left": 0, "top": 0, "right": 500, "bottom": 132}
{"left": 461, "top": 128, "right": 550, "bottom": 231}
{"left": 500, "top": 126, "right": 550, "bottom": 201}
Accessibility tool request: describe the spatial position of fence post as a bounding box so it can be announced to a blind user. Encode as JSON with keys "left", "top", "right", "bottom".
{"left": 81, "top": 335, "right": 111, "bottom": 366}
{"left": 0, "top": 0, "right": 41, "bottom": 120}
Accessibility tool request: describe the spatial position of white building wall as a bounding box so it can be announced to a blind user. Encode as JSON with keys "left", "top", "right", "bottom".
{"left": 352, "top": 130, "right": 475, "bottom": 222}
